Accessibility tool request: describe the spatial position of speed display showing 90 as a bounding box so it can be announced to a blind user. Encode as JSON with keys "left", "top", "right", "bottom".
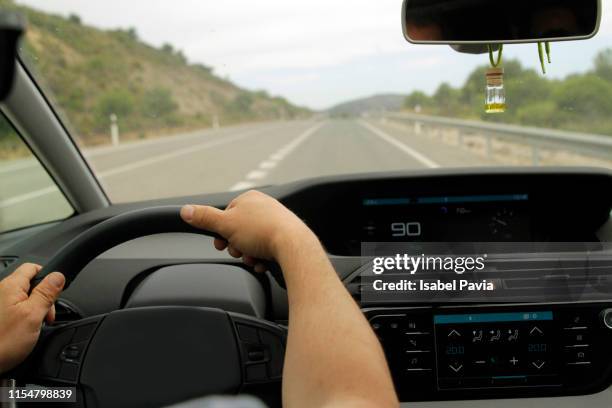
{"left": 361, "top": 194, "right": 531, "bottom": 242}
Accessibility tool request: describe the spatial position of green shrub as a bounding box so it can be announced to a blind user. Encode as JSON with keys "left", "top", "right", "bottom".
{"left": 141, "top": 87, "right": 178, "bottom": 119}
{"left": 94, "top": 89, "right": 135, "bottom": 130}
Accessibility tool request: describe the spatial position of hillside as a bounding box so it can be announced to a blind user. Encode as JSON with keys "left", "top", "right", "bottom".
{"left": 327, "top": 94, "right": 406, "bottom": 117}
{"left": 0, "top": 0, "right": 309, "bottom": 146}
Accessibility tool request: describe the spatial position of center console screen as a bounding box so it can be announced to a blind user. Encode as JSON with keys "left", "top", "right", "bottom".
{"left": 434, "top": 311, "right": 557, "bottom": 389}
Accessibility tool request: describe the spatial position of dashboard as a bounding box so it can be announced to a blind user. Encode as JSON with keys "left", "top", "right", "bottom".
{"left": 293, "top": 170, "right": 611, "bottom": 255}
{"left": 1, "top": 167, "right": 611, "bottom": 405}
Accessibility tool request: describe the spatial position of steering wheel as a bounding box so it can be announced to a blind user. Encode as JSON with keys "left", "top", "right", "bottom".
{"left": 11, "top": 206, "right": 287, "bottom": 407}
{"left": 32, "top": 205, "right": 286, "bottom": 290}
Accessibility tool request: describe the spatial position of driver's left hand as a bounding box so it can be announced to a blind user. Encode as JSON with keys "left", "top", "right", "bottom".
{"left": 0, "top": 263, "right": 65, "bottom": 374}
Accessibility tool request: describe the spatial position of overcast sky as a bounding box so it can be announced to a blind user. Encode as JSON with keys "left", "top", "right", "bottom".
{"left": 15, "top": 0, "right": 612, "bottom": 110}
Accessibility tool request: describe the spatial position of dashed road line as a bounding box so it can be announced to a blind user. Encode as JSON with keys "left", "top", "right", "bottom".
{"left": 99, "top": 126, "right": 277, "bottom": 179}
{"left": 0, "top": 186, "right": 59, "bottom": 208}
{"left": 230, "top": 181, "right": 257, "bottom": 190}
{"left": 359, "top": 120, "right": 439, "bottom": 169}
{"left": 1, "top": 125, "right": 281, "bottom": 208}
{"left": 259, "top": 160, "right": 277, "bottom": 170}
{"left": 0, "top": 160, "right": 38, "bottom": 174}
{"left": 246, "top": 170, "right": 267, "bottom": 180}
{"left": 230, "top": 121, "right": 326, "bottom": 191}
{"left": 84, "top": 122, "right": 278, "bottom": 158}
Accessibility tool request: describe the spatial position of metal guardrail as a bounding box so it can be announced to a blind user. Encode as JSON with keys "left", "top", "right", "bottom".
{"left": 384, "top": 112, "right": 612, "bottom": 165}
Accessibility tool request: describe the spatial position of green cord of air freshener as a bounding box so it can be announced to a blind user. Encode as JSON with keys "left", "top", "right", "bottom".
{"left": 488, "top": 44, "right": 503, "bottom": 67}
{"left": 538, "top": 42, "right": 546, "bottom": 74}
{"left": 545, "top": 42, "right": 551, "bottom": 63}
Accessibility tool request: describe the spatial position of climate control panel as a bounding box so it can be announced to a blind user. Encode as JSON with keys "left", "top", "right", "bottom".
{"left": 364, "top": 303, "right": 612, "bottom": 401}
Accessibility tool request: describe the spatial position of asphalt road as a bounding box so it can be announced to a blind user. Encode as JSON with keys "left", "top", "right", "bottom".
{"left": 1, "top": 118, "right": 498, "bottom": 231}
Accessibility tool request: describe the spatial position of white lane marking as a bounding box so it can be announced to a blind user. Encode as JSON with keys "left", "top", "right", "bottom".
{"left": 359, "top": 120, "right": 439, "bottom": 168}
{"left": 0, "top": 186, "right": 59, "bottom": 208}
{"left": 230, "top": 121, "right": 326, "bottom": 191}
{"left": 83, "top": 122, "right": 278, "bottom": 159}
{"left": 0, "top": 127, "right": 227, "bottom": 176}
{"left": 0, "top": 160, "right": 38, "bottom": 174}
{"left": 83, "top": 131, "right": 206, "bottom": 158}
{"left": 1, "top": 122, "right": 284, "bottom": 175}
{"left": 230, "top": 181, "right": 256, "bottom": 191}
{"left": 246, "top": 170, "right": 267, "bottom": 180}
{"left": 1, "top": 126, "right": 281, "bottom": 208}
{"left": 98, "top": 127, "right": 272, "bottom": 179}
{"left": 259, "top": 160, "right": 277, "bottom": 170}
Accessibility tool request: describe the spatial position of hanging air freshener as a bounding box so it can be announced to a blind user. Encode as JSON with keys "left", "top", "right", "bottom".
{"left": 485, "top": 67, "right": 505, "bottom": 113}
{"left": 485, "top": 45, "right": 505, "bottom": 113}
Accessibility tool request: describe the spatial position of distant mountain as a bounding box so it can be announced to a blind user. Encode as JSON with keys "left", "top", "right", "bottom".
{"left": 327, "top": 94, "right": 407, "bottom": 116}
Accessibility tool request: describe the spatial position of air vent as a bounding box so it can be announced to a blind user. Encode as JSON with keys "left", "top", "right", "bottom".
{"left": 0, "top": 256, "right": 18, "bottom": 272}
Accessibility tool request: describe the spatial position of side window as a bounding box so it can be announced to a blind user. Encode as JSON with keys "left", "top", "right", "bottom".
{"left": 0, "top": 113, "right": 73, "bottom": 232}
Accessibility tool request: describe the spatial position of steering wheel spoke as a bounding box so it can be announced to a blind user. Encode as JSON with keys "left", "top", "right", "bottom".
{"left": 15, "top": 307, "right": 286, "bottom": 407}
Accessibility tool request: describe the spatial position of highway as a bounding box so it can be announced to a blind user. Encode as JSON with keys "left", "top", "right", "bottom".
{"left": 0, "top": 117, "right": 508, "bottom": 231}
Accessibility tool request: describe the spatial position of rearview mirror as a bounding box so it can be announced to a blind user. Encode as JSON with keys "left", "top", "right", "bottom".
{"left": 402, "top": 0, "right": 601, "bottom": 44}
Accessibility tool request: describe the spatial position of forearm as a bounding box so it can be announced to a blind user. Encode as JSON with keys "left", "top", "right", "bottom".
{"left": 276, "top": 233, "right": 398, "bottom": 408}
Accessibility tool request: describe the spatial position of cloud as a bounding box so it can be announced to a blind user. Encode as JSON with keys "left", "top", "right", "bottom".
{"left": 14, "top": 0, "right": 612, "bottom": 109}
{"left": 16, "top": 0, "right": 404, "bottom": 74}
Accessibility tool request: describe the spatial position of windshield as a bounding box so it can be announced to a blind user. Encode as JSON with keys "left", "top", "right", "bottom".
{"left": 7, "top": 0, "right": 612, "bottom": 202}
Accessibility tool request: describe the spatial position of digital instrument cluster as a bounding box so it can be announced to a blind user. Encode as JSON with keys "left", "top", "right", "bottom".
{"left": 360, "top": 193, "right": 532, "bottom": 242}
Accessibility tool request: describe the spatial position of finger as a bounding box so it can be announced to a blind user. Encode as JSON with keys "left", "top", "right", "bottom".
{"left": 181, "top": 205, "right": 226, "bottom": 235}
{"left": 45, "top": 304, "right": 56, "bottom": 324}
{"left": 227, "top": 246, "right": 242, "bottom": 258}
{"left": 26, "top": 272, "right": 65, "bottom": 323}
{"left": 214, "top": 238, "right": 228, "bottom": 251}
{"left": 7, "top": 263, "right": 42, "bottom": 289}
{"left": 242, "top": 255, "right": 256, "bottom": 267}
{"left": 226, "top": 198, "right": 238, "bottom": 210}
{"left": 254, "top": 263, "right": 268, "bottom": 273}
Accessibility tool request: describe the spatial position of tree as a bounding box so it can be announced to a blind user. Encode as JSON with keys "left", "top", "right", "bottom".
{"left": 515, "top": 101, "right": 558, "bottom": 128}
{"left": 505, "top": 70, "right": 551, "bottom": 105}
{"left": 228, "top": 93, "right": 254, "bottom": 114}
{"left": 433, "top": 83, "right": 460, "bottom": 115}
{"left": 174, "top": 50, "right": 187, "bottom": 64}
{"left": 95, "top": 90, "right": 135, "bottom": 128}
{"left": 404, "top": 91, "right": 431, "bottom": 110}
{"left": 553, "top": 74, "right": 612, "bottom": 118}
{"left": 141, "top": 88, "right": 178, "bottom": 119}
{"left": 126, "top": 27, "right": 138, "bottom": 40}
{"left": 594, "top": 48, "right": 612, "bottom": 82}
{"left": 459, "top": 65, "right": 487, "bottom": 109}
{"left": 68, "top": 14, "right": 81, "bottom": 24}
{"left": 193, "top": 63, "right": 213, "bottom": 75}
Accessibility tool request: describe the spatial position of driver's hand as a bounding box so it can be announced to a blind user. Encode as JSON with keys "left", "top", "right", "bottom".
{"left": 0, "top": 263, "right": 65, "bottom": 374}
{"left": 180, "top": 190, "right": 318, "bottom": 272}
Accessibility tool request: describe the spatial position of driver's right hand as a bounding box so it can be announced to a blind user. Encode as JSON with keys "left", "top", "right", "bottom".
{"left": 180, "top": 190, "right": 318, "bottom": 272}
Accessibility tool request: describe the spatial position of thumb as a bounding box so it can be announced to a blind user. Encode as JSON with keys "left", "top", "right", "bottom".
{"left": 181, "top": 205, "right": 227, "bottom": 235}
{"left": 27, "top": 272, "right": 65, "bottom": 323}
